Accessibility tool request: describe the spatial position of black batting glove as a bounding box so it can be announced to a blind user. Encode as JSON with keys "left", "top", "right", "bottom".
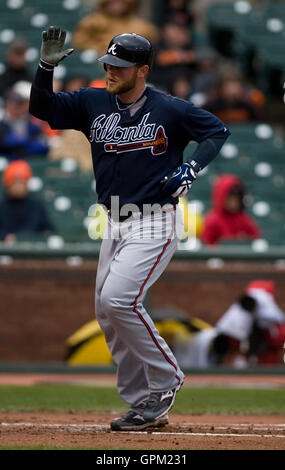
{"left": 40, "top": 26, "right": 74, "bottom": 66}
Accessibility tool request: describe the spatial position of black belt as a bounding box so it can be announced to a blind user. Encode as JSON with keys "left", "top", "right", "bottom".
{"left": 106, "top": 204, "right": 176, "bottom": 223}
{"left": 107, "top": 209, "right": 141, "bottom": 223}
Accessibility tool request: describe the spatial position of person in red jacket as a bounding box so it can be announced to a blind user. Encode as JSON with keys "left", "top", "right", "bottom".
{"left": 202, "top": 174, "right": 261, "bottom": 245}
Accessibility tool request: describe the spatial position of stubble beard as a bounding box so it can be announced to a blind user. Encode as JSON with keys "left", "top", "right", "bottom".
{"left": 106, "top": 70, "right": 138, "bottom": 96}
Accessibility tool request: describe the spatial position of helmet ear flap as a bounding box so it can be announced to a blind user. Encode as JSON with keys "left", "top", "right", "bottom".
{"left": 103, "top": 63, "right": 107, "bottom": 71}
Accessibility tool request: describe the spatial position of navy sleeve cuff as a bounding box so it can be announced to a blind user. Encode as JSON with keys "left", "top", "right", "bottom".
{"left": 186, "top": 133, "right": 230, "bottom": 171}
{"left": 33, "top": 62, "right": 54, "bottom": 93}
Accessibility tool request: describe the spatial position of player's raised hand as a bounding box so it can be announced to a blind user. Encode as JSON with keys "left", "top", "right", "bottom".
{"left": 41, "top": 26, "right": 74, "bottom": 66}
{"left": 160, "top": 162, "right": 198, "bottom": 198}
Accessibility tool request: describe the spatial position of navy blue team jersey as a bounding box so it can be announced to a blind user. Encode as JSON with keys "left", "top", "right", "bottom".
{"left": 30, "top": 66, "right": 230, "bottom": 210}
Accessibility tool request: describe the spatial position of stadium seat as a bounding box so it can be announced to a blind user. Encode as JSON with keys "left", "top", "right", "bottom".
{"left": 0, "top": 0, "right": 26, "bottom": 13}
{"left": 45, "top": 192, "right": 92, "bottom": 243}
{"left": 228, "top": 4, "right": 285, "bottom": 92}
{"left": 263, "top": 1, "right": 285, "bottom": 22}
{"left": 206, "top": 1, "right": 254, "bottom": 57}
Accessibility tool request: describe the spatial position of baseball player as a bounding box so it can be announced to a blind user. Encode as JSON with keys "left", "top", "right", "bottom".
{"left": 29, "top": 27, "right": 230, "bottom": 431}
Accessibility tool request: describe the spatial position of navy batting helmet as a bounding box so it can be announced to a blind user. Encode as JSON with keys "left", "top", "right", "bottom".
{"left": 97, "top": 33, "right": 153, "bottom": 69}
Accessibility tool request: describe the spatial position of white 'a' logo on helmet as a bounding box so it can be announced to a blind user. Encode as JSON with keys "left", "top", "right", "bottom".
{"left": 108, "top": 44, "right": 117, "bottom": 55}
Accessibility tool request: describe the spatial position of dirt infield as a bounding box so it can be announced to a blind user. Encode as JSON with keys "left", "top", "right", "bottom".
{"left": 1, "top": 412, "right": 285, "bottom": 450}
{"left": 1, "top": 372, "right": 285, "bottom": 449}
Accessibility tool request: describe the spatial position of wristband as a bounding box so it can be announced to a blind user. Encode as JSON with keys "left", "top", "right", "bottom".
{"left": 39, "top": 59, "right": 55, "bottom": 71}
{"left": 187, "top": 159, "right": 201, "bottom": 174}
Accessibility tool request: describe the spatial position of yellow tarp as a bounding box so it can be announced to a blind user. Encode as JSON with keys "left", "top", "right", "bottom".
{"left": 65, "top": 316, "right": 211, "bottom": 365}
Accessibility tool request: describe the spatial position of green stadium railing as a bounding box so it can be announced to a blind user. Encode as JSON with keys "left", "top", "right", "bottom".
{"left": 0, "top": 240, "right": 284, "bottom": 261}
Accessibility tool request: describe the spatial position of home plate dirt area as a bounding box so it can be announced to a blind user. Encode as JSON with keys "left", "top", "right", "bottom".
{"left": 1, "top": 412, "right": 285, "bottom": 450}
{"left": 1, "top": 373, "right": 285, "bottom": 450}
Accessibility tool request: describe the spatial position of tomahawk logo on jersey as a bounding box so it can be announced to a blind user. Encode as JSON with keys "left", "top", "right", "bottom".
{"left": 90, "top": 112, "right": 168, "bottom": 155}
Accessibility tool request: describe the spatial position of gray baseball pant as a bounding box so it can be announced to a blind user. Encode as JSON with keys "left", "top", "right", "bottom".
{"left": 95, "top": 206, "right": 185, "bottom": 412}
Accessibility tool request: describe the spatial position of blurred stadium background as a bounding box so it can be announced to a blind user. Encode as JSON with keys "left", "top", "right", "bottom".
{"left": 0, "top": 0, "right": 284, "bottom": 372}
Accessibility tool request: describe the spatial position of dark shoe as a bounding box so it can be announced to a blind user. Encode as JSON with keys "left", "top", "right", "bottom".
{"left": 143, "top": 384, "right": 182, "bottom": 422}
{"left": 110, "top": 410, "right": 168, "bottom": 431}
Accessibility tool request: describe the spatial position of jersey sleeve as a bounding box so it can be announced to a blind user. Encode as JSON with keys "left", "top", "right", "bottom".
{"left": 181, "top": 101, "right": 229, "bottom": 143}
{"left": 29, "top": 65, "right": 88, "bottom": 133}
{"left": 48, "top": 89, "right": 87, "bottom": 131}
{"left": 174, "top": 99, "right": 231, "bottom": 171}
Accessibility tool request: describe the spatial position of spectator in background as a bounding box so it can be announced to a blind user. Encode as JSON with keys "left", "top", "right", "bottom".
{"left": 0, "top": 160, "right": 54, "bottom": 244}
{"left": 164, "top": 0, "right": 195, "bottom": 27}
{"left": 203, "top": 63, "right": 265, "bottom": 123}
{"left": 0, "top": 38, "right": 33, "bottom": 99}
{"left": 168, "top": 46, "right": 220, "bottom": 101}
{"left": 0, "top": 81, "right": 49, "bottom": 160}
{"left": 169, "top": 74, "right": 192, "bottom": 100}
{"left": 62, "top": 74, "right": 89, "bottom": 93}
{"left": 189, "top": 46, "right": 220, "bottom": 102}
{"left": 149, "top": 18, "right": 196, "bottom": 92}
{"left": 72, "top": 0, "right": 159, "bottom": 55}
{"left": 202, "top": 174, "right": 261, "bottom": 245}
{"left": 149, "top": 17, "right": 219, "bottom": 96}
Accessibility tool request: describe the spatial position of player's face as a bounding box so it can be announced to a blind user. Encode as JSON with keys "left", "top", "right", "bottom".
{"left": 105, "top": 64, "right": 140, "bottom": 95}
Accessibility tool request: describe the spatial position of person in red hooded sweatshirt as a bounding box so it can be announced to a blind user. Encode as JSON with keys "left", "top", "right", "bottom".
{"left": 201, "top": 174, "right": 261, "bottom": 245}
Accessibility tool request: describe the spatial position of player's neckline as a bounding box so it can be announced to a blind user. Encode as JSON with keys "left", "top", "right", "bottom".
{"left": 115, "top": 87, "right": 147, "bottom": 111}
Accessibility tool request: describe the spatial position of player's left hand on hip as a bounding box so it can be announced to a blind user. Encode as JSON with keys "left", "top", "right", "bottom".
{"left": 160, "top": 162, "right": 198, "bottom": 198}
{"left": 41, "top": 26, "right": 74, "bottom": 66}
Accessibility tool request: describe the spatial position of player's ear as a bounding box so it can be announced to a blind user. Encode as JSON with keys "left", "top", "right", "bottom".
{"left": 137, "top": 64, "right": 149, "bottom": 78}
